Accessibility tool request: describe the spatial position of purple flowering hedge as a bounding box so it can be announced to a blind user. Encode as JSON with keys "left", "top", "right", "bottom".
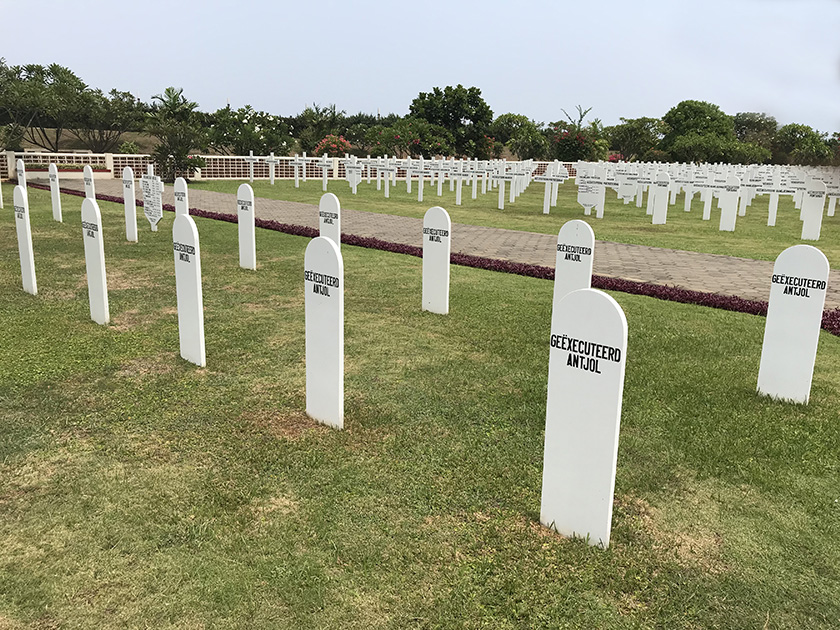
{"left": 32, "top": 182, "right": 840, "bottom": 338}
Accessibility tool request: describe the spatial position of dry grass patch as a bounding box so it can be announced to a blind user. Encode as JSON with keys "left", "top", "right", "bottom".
{"left": 115, "top": 353, "right": 177, "bottom": 379}
{"left": 240, "top": 409, "right": 328, "bottom": 441}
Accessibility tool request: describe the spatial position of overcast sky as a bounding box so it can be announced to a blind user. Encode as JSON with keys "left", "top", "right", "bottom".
{"left": 5, "top": 0, "right": 839, "bottom": 132}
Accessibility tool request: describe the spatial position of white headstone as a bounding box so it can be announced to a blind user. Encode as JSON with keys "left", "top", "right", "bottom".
{"left": 237, "top": 183, "right": 256, "bottom": 270}
{"left": 173, "top": 214, "right": 206, "bottom": 367}
{"left": 541, "top": 288, "right": 628, "bottom": 548}
{"left": 718, "top": 175, "right": 741, "bottom": 232}
{"left": 757, "top": 245, "right": 829, "bottom": 404}
{"left": 651, "top": 171, "right": 670, "bottom": 225}
{"left": 83, "top": 165, "right": 96, "bottom": 199}
{"left": 318, "top": 192, "right": 341, "bottom": 247}
{"left": 141, "top": 171, "right": 164, "bottom": 231}
{"left": 13, "top": 185, "right": 37, "bottom": 295}
{"left": 552, "top": 220, "right": 594, "bottom": 331}
{"left": 305, "top": 236, "right": 344, "bottom": 429}
{"left": 174, "top": 177, "right": 189, "bottom": 216}
{"left": 122, "top": 167, "right": 138, "bottom": 242}
{"left": 16, "top": 159, "right": 27, "bottom": 190}
{"left": 48, "top": 163, "right": 62, "bottom": 222}
{"left": 81, "top": 197, "right": 109, "bottom": 324}
{"left": 800, "top": 179, "right": 827, "bottom": 241}
{"left": 422, "top": 206, "right": 451, "bottom": 315}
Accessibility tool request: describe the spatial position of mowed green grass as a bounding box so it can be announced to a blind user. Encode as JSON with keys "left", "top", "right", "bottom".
{"left": 1, "top": 186, "right": 840, "bottom": 628}
{"left": 192, "top": 177, "right": 840, "bottom": 266}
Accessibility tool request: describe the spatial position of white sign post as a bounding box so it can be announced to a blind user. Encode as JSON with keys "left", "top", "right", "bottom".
{"left": 173, "top": 214, "right": 206, "bottom": 367}
{"left": 541, "top": 288, "right": 628, "bottom": 548}
{"left": 13, "top": 185, "right": 37, "bottom": 295}
{"left": 83, "top": 165, "right": 96, "bottom": 199}
{"left": 422, "top": 206, "right": 451, "bottom": 315}
{"left": 141, "top": 171, "right": 164, "bottom": 231}
{"left": 174, "top": 177, "right": 189, "bottom": 216}
{"left": 81, "top": 198, "right": 110, "bottom": 325}
{"left": 48, "top": 163, "right": 62, "bottom": 222}
{"left": 757, "top": 245, "right": 829, "bottom": 404}
{"left": 122, "top": 167, "right": 138, "bottom": 242}
{"left": 305, "top": 236, "right": 344, "bottom": 430}
{"left": 318, "top": 192, "right": 341, "bottom": 246}
{"left": 237, "top": 183, "right": 257, "bottom": 270}
{"left": 552, "top": 220, "right": 595, "bottom": 331}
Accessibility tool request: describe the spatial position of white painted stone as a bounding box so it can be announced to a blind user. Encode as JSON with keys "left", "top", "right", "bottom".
{"left": 81, "top": 198, "right": 109, "bottom": 325}
{"left": 541, "top": 288, "right": 628, "bottom": 548}
{"left": 173, "top": 214, "right": 206, "bottom": 367}
{"left": 174, "top": 177, "right": 189, "bottom": 215}
{"left": 13, "top": 185, "right": 37, "bottom": 295}
{"left": 651, "top": 171, "right": 670, "bottom": 224}
{"left": 318, "top": 192, "right": 341, "bottom": 247}
{"left": 552, "top": 220, "right": 594, "bottom": 332}
{"left": 757, "top": 245, "right": 829, "bottom": 404}
{"left": 141, "top": 172, "right": 164, "bottom": 231}
{"left": 83, "top": 165, "right": 96, "bottom": 199}
{"left": 422, "top": 206, "right": 451, "bottom": 315}
{"left": 237, "top": 183, "right": 256, "bottom": 270}
{"left": 122, "top": 167, "right": 138, "bottom": 242}
{"left": 718, "top": 175, "right": 741, "bottom": 232}
{"left": 305, "top": 236, "right": 344, "bottom": 429}
{"left": 48, "top": 163, "right": 62, "bottom": 222}
{"left": 800, "top": 179, "right": 827, "bottom": 241}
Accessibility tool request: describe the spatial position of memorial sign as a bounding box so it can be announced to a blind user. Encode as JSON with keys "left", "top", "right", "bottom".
{"left": 81, "top": 198, "right": 110, "bottom": 325}
{"left": 174, "top": 177, "right": 189, "bottom": 215}
{"left": 237, "top": 183, "right": 256, "bottom": 270}
{"left": 318, "top": 192, "right": 341, "bottom": 247}
{"left": 141, "top": 171, "right": 164, "bottom": 231}
{"left": 422, "top": 206, "right": 451, "bottom": 315}
{"left": 552, "top": 220, "right": 595, "bottom": 331}
{"left": 13, "top": 185, "right": 37, "bottom": 295}
{"left": 173, "top": 214, "right": 206, "bottom": 367}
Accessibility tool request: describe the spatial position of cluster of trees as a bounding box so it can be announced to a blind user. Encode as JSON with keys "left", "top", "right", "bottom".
{"left": 2, "top": 60, "right": 838, "bottom": 179}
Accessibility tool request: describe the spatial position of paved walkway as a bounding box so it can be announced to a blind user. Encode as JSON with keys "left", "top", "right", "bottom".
{"left": 54, "top": 178, "right": 840, "bottom": 309}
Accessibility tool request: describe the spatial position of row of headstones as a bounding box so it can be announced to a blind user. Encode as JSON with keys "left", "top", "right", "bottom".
{"left": 574, "top": 161, "right": 839, "bottom": 240}
{"left": 9, "top": 172, "right": 830, "bottom": 549}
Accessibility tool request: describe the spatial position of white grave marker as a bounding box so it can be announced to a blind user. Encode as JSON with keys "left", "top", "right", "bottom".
{"left": 264, "top": 152, "right": 280, "bottom": 185}
{"left": 305, "top": 236, "right": 344, "bottom": 429}
{"left": 81, "top": 198, "right": 109, "bottom": 325}
{"left": 83, "top": 165, "right": 96, "bottom": 199}
{"left": 541, "top": 288, "right": 628, "bottom": 548}
{"left": 718, "top": 175, "right": 741, "bottom": 232}
{"left": 237, "top": 183, "right": 256, "bottom": 270}
{"left": 316, "top": 155, "right": 332, "bottom": 192}
{"left": 141, "top": 171, "right": 164, "bottom": 231}
{"left": 290, "top": 154, "right": 306, "bottom": 188}
{"left": 757, "top": 245, "right": 829, "bottom": 404}
{"left": 422, "top": 206, "right": 451, "bottom": 315}
{"left": 800, "top": 179, "right": 827, "bottom": 241}
{"left": 173, "top": 214, "right": 206, "bottom": 367}
{"left": 318, "top": 193, "right": 341, "bottom": 247}
{"left": 13, "top": 185, "right": 37, "bottom": 295}
{"left": 174, "top": 177, "right": 189, "bottom": 216}
{"left": 552, "top": 220, "right": 594, "bottom": 331}
{"left": 16, "top": 159, "right": 27, "bottom": 191}
{"left": 48, "top": 163, "right": 62, "bottom": 222}
{"left": 651, "top": 171, "right": 670, "bottom": 225}
{"left": 244, "top": 150, "right": 260, "bottom": 183}
{"left": 122, "top": 167, "right": 138, "bottom": 242}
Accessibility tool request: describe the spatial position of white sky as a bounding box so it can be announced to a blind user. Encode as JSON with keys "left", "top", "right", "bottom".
{"left": 6, "top": 0, "right": 840, "bottom": 132}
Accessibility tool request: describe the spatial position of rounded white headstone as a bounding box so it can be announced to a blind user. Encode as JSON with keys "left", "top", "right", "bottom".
{"left": 173, "top": 214, "right": 205, "bottom": 367}
{"left": 83, "top": 164, "right": 96, "bottom": 200}
{"left": 48, "top": 163, "right": 62, "bottom": 222}
{"left": 552, "top": 220, "right": 595, "bottom": 331}
{"left": 318, "top": 193, "right": 341, "bottom": 247}
{"left": 13, "top": 185, "right": 37, "bottom": 295}
{"left": 237, "top": 183, "right": 256, "bottom": 270}
{"left": 81, "top": 198, "right": 109, "bottom": 325}
{"left": 122, "top": 167, "right": 138, "bottom": 242}
{"left": 422, "top": 206, "right": 451, "bottom": 315}
{"left": 174, "top": 177, "right": 189, "bottom": 216}
{"left": 757, "top": 244, "right": 829, "bottom": 404}
{"left": 305, "top": 236, "right": 344, "bottom": 429}
{"left": 541, "top": 288, "right": 628, "bottom": 548}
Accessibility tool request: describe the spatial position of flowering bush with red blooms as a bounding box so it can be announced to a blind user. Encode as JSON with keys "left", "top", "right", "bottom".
{"left": 314, "top": 134, "right": 352, "bottom": 157}
{"left": 608, "top": 153, "right": 624, "bottom": 163}
{"left": 551, "top": 127, "right": 597, "bottom": 161}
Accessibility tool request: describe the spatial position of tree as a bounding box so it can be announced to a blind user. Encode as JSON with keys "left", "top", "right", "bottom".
{"left": 547, "top": 106, "right": 606, "bottom": 161}
{"left": 490, "top": 113, "right": 533, "bottom": 145}
{"left": 772, "top": 123, "right": 832, "bottom": 165}
{"left": 491, "top": 114, "right": 549, "bottom": 159}
{"left": 660, "top": 100, "right": 735, "bottom": 153}
{"left": 364, "top": 117, "right": 453, "bottom": 158}
{"left": 70, "top": 89, "right": 145, "bottom": 153}
{"left": 207, "top": 105, "right": 292, "bottom": 156}
{"left": 409, "top": 85, "right": 493, "bottom": 158}
{"left": 733, "top": 112, "right": 777, "bottom": 150}
{"left": 606, "top": 117, "right": 666, "bottom": 161}
{"left": 295, "top": 103, "right": 346, "bottom": 153}
{"left": 145, "top": 87, "right": 207, "bottom": 181}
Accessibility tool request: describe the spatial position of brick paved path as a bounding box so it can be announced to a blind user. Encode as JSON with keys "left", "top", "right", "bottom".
{"left": 55, "top": 178, "right": 840, "bottom": 309}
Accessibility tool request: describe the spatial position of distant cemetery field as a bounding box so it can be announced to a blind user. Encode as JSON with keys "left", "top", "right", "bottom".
{"left": 2, "top": 187, "right": 840, "bottom": 627}
{"left": 191, "top": 179, "right": 840, "bottom": 265}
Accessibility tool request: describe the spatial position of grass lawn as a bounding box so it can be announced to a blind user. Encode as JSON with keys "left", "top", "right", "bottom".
{"left": 1, "top": 186, "right": 840, "bottom": 628}
{"left": 191, "top": 178, "right": 840, "bottom": 267}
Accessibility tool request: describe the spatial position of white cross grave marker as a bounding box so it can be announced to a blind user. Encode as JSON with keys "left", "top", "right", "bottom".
{"left": 757, "top": 245, "right": 829, "bottom": 404}
{"left": 13, "top": 185, "right": 37, "bottom": 295}
{"left": 305, "top": 236, "right": 344, "bottom": 429}
{"left": 237, "top": 183, "right": 257, "bottom": 269}
{"left": 244, "top": 150, "right": 260, "bottom": 183}
{"left": 173, "top": 213, "right": 206, "bottom": 367}
{"left": 316, "top": 154, "right": 333, "bottom": 192}
{"left": 290, "top": 154, "right": 307, "bottom": 188}
{"left": 81, "top": 198, "right": 109, "bottom": 325}
{"left": 264, "top": 152, "right": 281, "bottom": 185}
{"left": 541, "top": 288, "right": 628, "bottom": 548}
